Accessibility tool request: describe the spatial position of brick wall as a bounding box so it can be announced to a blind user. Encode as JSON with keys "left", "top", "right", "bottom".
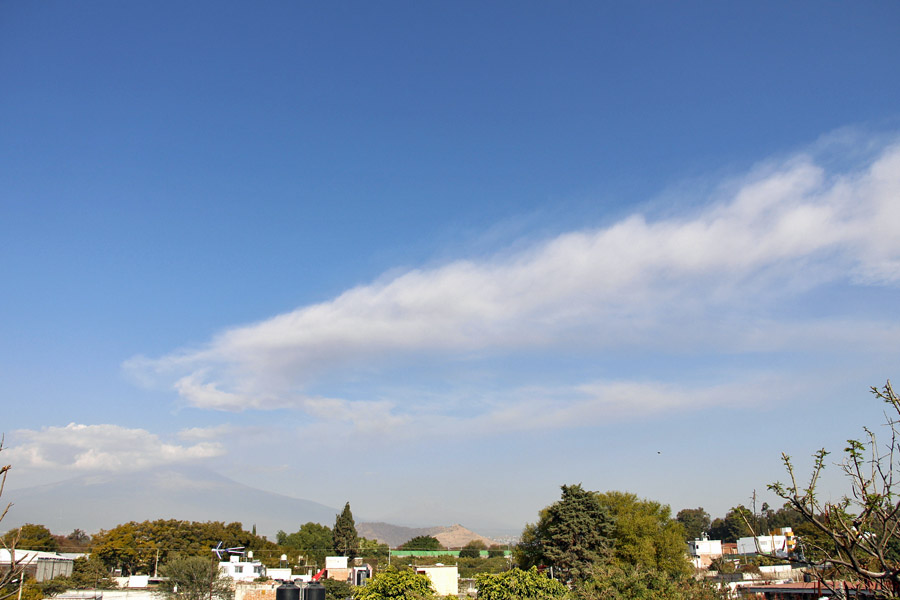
{"left": 235, "top": 582, "right": 278, "bottom": 600}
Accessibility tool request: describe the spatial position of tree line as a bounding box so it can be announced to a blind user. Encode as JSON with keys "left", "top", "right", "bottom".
{"left": 7, "top": 381, "right": 900, "bottom": 599}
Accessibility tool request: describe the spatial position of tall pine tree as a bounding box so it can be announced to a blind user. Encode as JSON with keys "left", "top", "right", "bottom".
{"left": 333, "top": 502, "right": 359, "bottom": 558}
{"left": 517, "top": 484, "right": 613, "bottom": 582}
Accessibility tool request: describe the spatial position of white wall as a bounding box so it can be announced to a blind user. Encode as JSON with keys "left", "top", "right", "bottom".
{"left": 416, "top": 566, "right": 458, "bottom": 597}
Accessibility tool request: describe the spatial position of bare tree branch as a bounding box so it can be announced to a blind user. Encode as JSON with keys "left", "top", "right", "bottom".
{"left": 0, "top": 435, "right": 28, "bottom": 600}
{"left": 768, "top": 382, "right": 900, "bottom": 599}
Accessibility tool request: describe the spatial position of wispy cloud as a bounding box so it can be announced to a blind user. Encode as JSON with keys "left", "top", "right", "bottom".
{"left": 177, "top": 424, "right": 234, "bottom": 441}
{"left": 6, "top": 424, "right": 225, "bottom": 472}
{"left": 126, "top": 136, "right": 900, "bottom": 428}
{"left": 357, "top": 375, "right": 802, "bottom": 440}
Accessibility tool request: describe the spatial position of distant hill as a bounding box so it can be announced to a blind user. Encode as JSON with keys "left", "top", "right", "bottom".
{"left": 357, "top": 522, "right": 496, "bottom": 548}
{"left": 2, "top": 466, "right": 340, "bottom": 538}
{"left": 4, "top": 468, "right": 504, "bottom": 548}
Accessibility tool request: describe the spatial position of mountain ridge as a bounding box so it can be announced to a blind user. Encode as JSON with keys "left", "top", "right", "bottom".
{"left": 356, "top": 522, "right": 497, "bottom": 548}
{"left": 2, "top": 467, "right": 503, "bottom": 546}
{"left": 2, "top": 466, "right": 339, "bottom": 538}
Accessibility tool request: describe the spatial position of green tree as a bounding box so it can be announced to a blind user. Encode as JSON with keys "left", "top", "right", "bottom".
{"left": 51, "top": 530, "right": 91, "bottom": 553}
{"left": 158, "top": 555, "right": 234, "bottom": 600}
{"left": 4, "top": 524, "right": 58, "bottom": 551}
{"left": 516, "top": 484, "right": 613, "bottom": 582}
{"left": 457, "top": 556, "right": 509, "bottom": 578}
{"left": 459, "top": 540, "right": 486, "bottom": 558}
{"left": 595, "top": 491, "right": 690, "bottom": 578}
{"left": 37, "top": 578, "right": 68, "bottom": 597}
{"left": 91, "top": 522, "right": 142, "bottom": 575}
{"left": 475, "top": 567, "right": 567, "bottom": 600}
{"left": 64, "top": 530, "right": 92, "bottom": 551}
{"left": 791, "top": 517, "right": 836, "bottom": 564}
{"left": 278, "top": 522, "right": 333, "bottom": 567}
{"left": 65, "top": 555, "right": 116, "bottom": 589}
{"left": 707, "top": 557, "right": 736, "bottom": 574}
{"left": 352, "top": 567, "right": 434, "bottom": 600}
{"left": 6, "top": 575, "right": 43, "bottom": 600}
{"left": 573, "top": 564, "right": 727, "bottom": 600}
{"left": 322, "top": 578, "right": 353, "bottom": 600}
{"left": 768, "top": 503, "right": 805, "bottom": 531}
{"left": 675, "top": 508, "right": 710, "bottom": 541}
{"left": 91, "top": 519, "right": 278, "bottom": 575}
{"left": 333, "top": 503, "right": 359, "bottom": 558}
{"left": 357, "top": 537, "right": 390, "bottom": 566}
{"left": 398, "top": 536, "right": 443, "bottom": 551}
{"left": 707, "top": 506, "right": 752, "bottom": 543}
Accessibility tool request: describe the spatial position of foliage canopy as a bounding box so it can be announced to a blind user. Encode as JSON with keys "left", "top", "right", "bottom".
{"left": 333, "top": 503, "right": 359, "bottom": 558}
{"left": 707, "top": 506, "right": 753, "bottom": 543}
{"left": 322, "top": 577, "right": 353, "bottom": 600}
{"left": 352, "top": 567, "right": 434, "bottom": 600}
{"left": 573, "top": 564, "right": 726, "bottom": 600}
{"left": 458, "top": 540, "right": 487, "bottom": 559}
{"left": 675, "top": 508, "right": 710, "bottom": 542}
{"left": 3, "top": 524, "right": 57, "bottom": 552}
{"left": 61, "top": 555, "right": 117, "bottom": 589}
{"left": 475, "top": 567, "right": 567, "bottom": 600}
{"left": 516, "top": 484, "right": 613, "bottom": 582}
{"left": 91, "top": 519, "right": 277, "bottom": 575}
{"left": 398, "top": 536, "right": 443, "bottom": 551}
{"left": 595, "top": 491, "right": 690, "bottom": 578}
{"left": 278, "top": 522, "right": 333, "bottom": 566}
{"left": 157, "top": 555, "right": 234, "bottom": 600}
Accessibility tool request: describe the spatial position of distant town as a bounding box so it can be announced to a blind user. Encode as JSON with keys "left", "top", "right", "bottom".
{"left": 0, "top": 476, "right": 884, "bottom": 600}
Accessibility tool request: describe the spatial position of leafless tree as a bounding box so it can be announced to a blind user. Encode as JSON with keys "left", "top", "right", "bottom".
{"left": 769, "top": 382, "right": 900, "bottom": 598}
{"left": 1, "top": 436, "right": 27, "bottom": 600}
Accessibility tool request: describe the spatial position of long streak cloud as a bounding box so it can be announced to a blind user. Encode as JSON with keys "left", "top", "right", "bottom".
{"left": 127, "top": 137, "right": 900, "bottom": 424}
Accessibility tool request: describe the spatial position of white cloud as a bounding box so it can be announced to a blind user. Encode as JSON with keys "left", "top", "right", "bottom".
{"left": 127, "top": 136, "right": 900, "bottom": 423}
{"left": 279, "top": 373, "right": 808, "bottom": 451}
{"left": 6, "top": 424, "right": 225, "bottom": 472}
{"left": 470, "top": 377, "right": 791, "bottom": 433}
{"left": 177, "top": 424, "right": 234, "bottom": 441}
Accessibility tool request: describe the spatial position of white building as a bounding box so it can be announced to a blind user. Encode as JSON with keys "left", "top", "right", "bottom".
{"left": 736, "top": 535, "right": 788, "bottom": 557}
{"left": 265, "top": 568, "right": 292, "bottom": 581}
{"left": 0, "top": 549, "right": 74, "bottom": 581}
{"left": 219, "top": 555, "right": 265, "bottom": 582}
{"left": 687, "top": 534, "right": 722, "bottom": 569}
{"left": 415, "top": 565, "right": 458, "bottom": 597}
{"left": 323, "top": 556, "right": 350, "bottom": 582}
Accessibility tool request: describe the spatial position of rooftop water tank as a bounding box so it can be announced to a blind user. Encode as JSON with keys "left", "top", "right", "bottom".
{"left": 276, "top": 581, "right": 300, "bottom": 600}
{"left": 304, "top": 581, "right": 325, "bottom": 600}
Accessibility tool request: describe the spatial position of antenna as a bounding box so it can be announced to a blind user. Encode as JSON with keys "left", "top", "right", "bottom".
{"left": 212, "top": 542, "right": 246, "bottom": 560}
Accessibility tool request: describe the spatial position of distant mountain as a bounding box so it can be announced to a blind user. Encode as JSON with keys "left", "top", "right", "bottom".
{"left": 2, "top": 466, "right": 340, "bottom": 538}
{"left": 357, "top": 522, "right": 496, "bottom": 548}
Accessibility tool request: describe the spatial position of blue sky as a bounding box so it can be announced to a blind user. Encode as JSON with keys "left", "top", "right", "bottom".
{"left": 2, "top": 2, "right": 900, "bottom": 533}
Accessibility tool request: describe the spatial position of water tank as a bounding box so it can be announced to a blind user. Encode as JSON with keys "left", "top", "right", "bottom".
{"left": 304, "top": 582, "right": 325, "bottom": 600}
{"left": 276, "top": 581, "right": 300, "bottom": 600}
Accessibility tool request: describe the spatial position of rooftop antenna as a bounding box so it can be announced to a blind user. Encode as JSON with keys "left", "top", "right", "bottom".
{"left": 212, "top": 542, "right": 246, "bottom": 560}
